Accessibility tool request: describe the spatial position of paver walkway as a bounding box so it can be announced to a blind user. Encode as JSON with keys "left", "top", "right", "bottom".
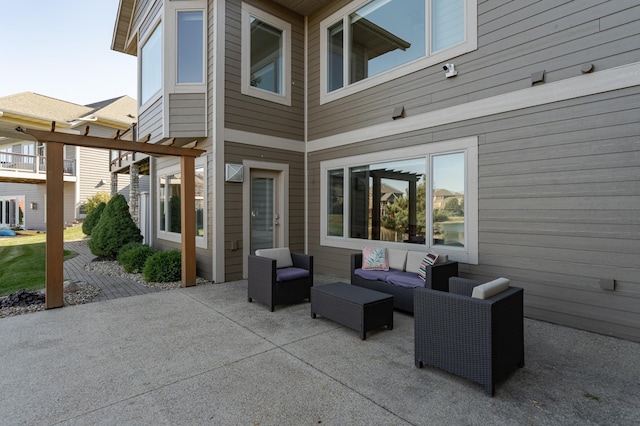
{"left": 64, "top": 239, "right": 161, "bottom": 302}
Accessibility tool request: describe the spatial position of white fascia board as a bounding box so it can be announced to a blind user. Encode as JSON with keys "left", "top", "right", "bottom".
{"left": 225, "top": 128, "right": 305, "bottom": 152}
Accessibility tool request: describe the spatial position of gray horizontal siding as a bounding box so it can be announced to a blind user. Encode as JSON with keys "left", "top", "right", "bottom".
{"left": 78, "top": 147, "right": 111, "bottom": 207}
{"left": 137, "top": 0, "right": 162, "bottom": 37}
{"left": 307, "top": 0, "right": 640, "bottom": 140}
{"left": 138, "top": 96, "right": 164, "bottom": 143}
{"left": 307, "top": 87, "right": 640, "bottom": 342}
{"left": 224, "top": 0, "right": 305, "bottom": 142}
{"left": 168, "top": 93, "right": 206, "bottom": 138}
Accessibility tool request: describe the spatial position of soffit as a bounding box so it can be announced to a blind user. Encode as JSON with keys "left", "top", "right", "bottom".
{"left": 111, "top": 0, "right": 334, "bottom": 56}
{"left": 111, "top": 0, "right": 136, "bottom": 55}
{"left": 269, "top": 0, "right": 333, "bottom": 16}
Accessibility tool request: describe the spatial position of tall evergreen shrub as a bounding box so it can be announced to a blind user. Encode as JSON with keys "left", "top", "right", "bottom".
{"left": 88, "top": 194, "right": 142, "bottom": 258}
{"left": 82, "top": 202, "right": 106, "bottom": 236}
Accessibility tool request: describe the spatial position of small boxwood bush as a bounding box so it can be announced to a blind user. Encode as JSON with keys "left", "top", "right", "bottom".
{"left": 82, "top": 202, "right": 106, "bottom": 236}
{"left": 117, "top": 242, "right": 155, "bottom": 273}
{"left": 143, "top": 250, "right": 182, "bottom": 282}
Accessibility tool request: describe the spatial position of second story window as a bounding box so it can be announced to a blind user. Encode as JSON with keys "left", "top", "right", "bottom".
{"left": 140, "top": 22, "right": 163, "bottom": 106}
{"left": 321, "top": 0, "right": 476, "bottom": 104}
{"left": 241, "top": 3, "right": 292, "bottom": 106}
{"left": 177, "top": 10, "right": 205, "bottom": 84}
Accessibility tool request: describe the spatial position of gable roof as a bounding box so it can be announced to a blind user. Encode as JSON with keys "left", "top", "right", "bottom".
{"left": 0, "top": 92, "right": 93, "bottom": 124}
{"left": 0, "top": 92, "right": 136, "bottom": 130}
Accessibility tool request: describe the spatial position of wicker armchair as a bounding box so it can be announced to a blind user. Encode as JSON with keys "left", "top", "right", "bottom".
{"left": 248, "top": 248, "right": 313, "bottom": 312}
{"left": 414, "top": 277, "right": 524, "bottom": 396}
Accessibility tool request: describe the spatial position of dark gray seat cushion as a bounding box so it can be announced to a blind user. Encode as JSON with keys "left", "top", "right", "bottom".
{"left": 276, "top": 267, "right": 310, "bottom": 282}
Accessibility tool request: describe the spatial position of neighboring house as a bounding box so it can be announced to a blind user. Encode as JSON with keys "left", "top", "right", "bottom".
{"left": 0, "top": 92, "right": 138, "bottom": 230}
{"left": 111, "top": 0, "right": 640, "bottom": 342}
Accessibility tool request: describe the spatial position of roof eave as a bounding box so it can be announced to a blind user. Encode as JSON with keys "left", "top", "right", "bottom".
{"left": 111, "top": 0, "right": 137, "bottom": 56}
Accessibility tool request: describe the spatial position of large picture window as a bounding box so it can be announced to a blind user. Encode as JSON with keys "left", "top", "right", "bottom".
{"left": 140, "top": 23, "right": 163, "bottom": 105}
{"left": 158, "top": 164, "right": 206, "bottom": 247}
{"left": 241, "top": 3, "right": 291, "bottom": 105}
{"left": 320, "top": 0, "right": 476, "bottom": 103}
{"left": 321, "top": 137, "right": 478, "bottom": 263}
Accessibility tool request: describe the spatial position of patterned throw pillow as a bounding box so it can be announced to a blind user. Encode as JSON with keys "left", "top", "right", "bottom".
{"left": 361, "top": 247, "right": 389, "bottom": 271}
{"left": 417, "top": 252, "right": 439, "bottom": 280}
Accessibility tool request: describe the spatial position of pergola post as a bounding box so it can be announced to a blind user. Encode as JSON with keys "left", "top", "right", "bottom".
{"left": 45, "top": 141, "right": 65, "bottom": 309}
{"left": 181, "top": 155, "right": 196, "bottom": 287}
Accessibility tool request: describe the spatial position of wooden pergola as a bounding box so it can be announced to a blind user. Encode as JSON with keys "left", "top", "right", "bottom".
{"left": 21, "top": 124, "right": 206, "bottom": 309}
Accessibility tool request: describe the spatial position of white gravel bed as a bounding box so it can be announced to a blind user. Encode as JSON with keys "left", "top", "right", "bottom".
{"left": 0, "top": 282, "right": 101, "bottom": 319}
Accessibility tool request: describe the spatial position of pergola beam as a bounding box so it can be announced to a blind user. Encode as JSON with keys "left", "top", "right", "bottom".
{"left": 23, "top": 128, "right": 205, "bottom": 158}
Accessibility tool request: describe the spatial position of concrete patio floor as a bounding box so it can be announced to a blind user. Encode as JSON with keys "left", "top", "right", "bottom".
{"left": 1, "top": 278, "right": 639, "bottom": 425}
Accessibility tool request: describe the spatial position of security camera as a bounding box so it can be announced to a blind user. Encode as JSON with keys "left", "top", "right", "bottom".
{"left": 443, "top": 63, "right": 457, "bottom": 78}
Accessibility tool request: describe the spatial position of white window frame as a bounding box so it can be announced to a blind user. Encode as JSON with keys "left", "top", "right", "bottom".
{"left": 156, "top": 158, "right": 207, "bottom": 249}
{"left": 319, "top": 0, "right": 477, "bottom": 105}
{"left": 175, "top": 9, "right": 206, "bottom": 86}
{"left": 167, "top": 0, "right": 207, "bottom": 93}
{"left": 139, "top": 19, "right": 163, "bottom": 109}
{"left": 320, "top": 136, "right": 478, "bottom": 264}
{"left": 240, "top": 3, "right": 292, "bottom": 106}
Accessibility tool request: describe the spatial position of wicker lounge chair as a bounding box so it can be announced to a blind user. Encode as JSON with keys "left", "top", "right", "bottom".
{"left": 414, "top": 277, "right": 524, "bottom": 396}
{"left": 248, "top": 248, "right": 313, "bottom": 312}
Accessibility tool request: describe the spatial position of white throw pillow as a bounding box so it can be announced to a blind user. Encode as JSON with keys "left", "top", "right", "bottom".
{"left": 471, "top": 278, "right": 510, "bottom": 299}
{"left": 255, "top": 247, "right": 293, "bottom": 268}
{"left": 387, "top": 249, "right": 407, "bottom": 271}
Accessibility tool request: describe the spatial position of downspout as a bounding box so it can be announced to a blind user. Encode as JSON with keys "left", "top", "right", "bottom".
{"left": 213, "top": 0, "right": 227, "bottom": 283}
{"left": 304, "top": 15, "right": 309, "bottom": 254}
{"left": 75, "top": 146, "right": 81, "bottom": 220}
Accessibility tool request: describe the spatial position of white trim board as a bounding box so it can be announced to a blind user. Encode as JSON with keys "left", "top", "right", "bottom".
{"left": 308, "top": 61, "right": 640, "bottom": 152}
{"left": 225, "top": 128, "right": 305, "bottom": 152}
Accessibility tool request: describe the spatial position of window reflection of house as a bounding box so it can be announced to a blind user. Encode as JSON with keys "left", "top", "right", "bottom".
{"left": 432, "top": 188, "right": 464, "bottom": 210}
{"left": 350, "top": 16, "right": 411, "bottom": 83}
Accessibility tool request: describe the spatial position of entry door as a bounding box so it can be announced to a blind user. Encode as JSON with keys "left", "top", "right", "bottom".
{"left": 250, "top": 170, "right": 281, "bottom": 253}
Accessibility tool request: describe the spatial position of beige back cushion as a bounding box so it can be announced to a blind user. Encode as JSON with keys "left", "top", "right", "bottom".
{"left": 255, "top": 247, "right": 293, "bottom": 268}
{"left": 472, "top": 278, "right": 510, "bottom": 299}
{"left": 406, "top": 251, "right": 426, "bottom": 274}
{"left": 387, "top": 249, "right": 408, "bottom": 271}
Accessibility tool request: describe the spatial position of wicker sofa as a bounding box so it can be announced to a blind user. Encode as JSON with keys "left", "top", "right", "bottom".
{"left": 414, "top": 277, "right": 525, "bottom": 396}
{"left": 350, "top": 249, "right": 458, "bottom": 313}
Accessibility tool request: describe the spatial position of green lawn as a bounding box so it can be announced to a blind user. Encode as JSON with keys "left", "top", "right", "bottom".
{"left": 0, "top": 227, "right": 86, "bottom": 296}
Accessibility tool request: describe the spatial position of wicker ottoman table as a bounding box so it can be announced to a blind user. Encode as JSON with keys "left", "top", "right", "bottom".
{"left": 310, "top": 282, "right": 394, "bottom": 340}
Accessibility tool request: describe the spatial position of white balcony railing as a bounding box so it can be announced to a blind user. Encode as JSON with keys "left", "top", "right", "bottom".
{"left": 0, "top": 153, "right": 75, "bottom": 175}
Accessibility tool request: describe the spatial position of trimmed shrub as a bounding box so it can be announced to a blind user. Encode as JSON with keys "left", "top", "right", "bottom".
{"left": 117, "top": 242, "right": 155, "bottom": 273}
{"left": 88, "top": 194, "right": 142, "bottom": 258}
{"left": 143, "top": 250, "right": 182, "bottom": 282}
{"left": 82, "top": 202, "right": 106, "bottom": 236}
{"left": 84, "top": 191, "right": 111, "bottom": 214}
